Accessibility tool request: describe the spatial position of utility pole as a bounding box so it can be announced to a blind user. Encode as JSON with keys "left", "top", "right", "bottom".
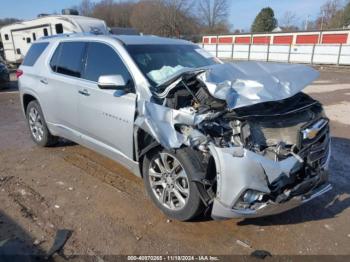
{"left": 321, "top": 11, "right": 325, "bottom": 30}
{"left": 305, "top": 15, "right": 311, "bottom": 30}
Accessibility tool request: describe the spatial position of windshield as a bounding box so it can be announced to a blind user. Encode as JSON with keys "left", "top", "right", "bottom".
{"left": 125, "top": 44, "right": 218, "bottom": 87}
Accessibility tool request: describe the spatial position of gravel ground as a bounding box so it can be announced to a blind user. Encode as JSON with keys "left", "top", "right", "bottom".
{"left": 0, "top": 68, "right": 350, "bottom": 258}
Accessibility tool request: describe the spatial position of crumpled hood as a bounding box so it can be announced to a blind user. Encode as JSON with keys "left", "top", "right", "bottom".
{"left": 135, "top": 61, "right": 320, "bottom": 149}
{"left": 197, "top": 61, "right": 320, "bottom": 109}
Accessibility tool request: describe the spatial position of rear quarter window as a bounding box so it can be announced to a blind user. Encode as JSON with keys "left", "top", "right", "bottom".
{"left": 22, "top": 42, "right": 49, "bottom": 66}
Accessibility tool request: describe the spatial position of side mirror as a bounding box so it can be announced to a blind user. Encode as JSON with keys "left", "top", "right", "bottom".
{"left": 97, "top": 75, "right": 127, "bottom": 90}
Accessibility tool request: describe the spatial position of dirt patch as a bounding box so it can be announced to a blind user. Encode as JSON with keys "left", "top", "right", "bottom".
{"left": 323, "top": 102, "right": 350, "bottom": 125}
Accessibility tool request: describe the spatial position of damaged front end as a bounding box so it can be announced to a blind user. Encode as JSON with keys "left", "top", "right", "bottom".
{"left": 135, "top": 61, "right": 332, "bottom": 219}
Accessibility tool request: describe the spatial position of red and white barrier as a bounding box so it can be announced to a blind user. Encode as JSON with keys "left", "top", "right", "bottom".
{"left": 202, "top": 29, "right": 350, "bottom": 65}
{"left": 202, "top": 29, "right": 350, "bottom": 45}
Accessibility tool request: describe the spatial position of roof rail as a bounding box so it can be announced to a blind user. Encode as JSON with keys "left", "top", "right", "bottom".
{"left": 40, "top": 32, "right": 109, "bottom": 40}
{"left": 40, "top": 33, "right": 72, "bottom": 40}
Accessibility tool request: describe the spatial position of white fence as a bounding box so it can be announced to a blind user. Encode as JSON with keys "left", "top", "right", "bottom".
{"left": 202, "top": 43, "right": 350, "bottom": 65}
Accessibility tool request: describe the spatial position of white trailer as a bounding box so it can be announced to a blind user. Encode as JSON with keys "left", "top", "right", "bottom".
{"left": 0, "top": 14, "right": 108, "bottom": 64}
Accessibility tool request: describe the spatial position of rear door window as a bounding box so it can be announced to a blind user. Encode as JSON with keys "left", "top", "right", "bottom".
{"left": 50, "top": 42, "right": 86, "bottom": 78}
{"left": 22, "top": 42, "right": 49, "bottom": 66}
{"left": 82, "top": 42, "right": 133, "bottom": 85}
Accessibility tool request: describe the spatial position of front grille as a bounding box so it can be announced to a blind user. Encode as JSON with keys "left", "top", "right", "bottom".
{"left": 307, "top": 134, "right": 330, "bottom": 166}
{"left": 267, "top": 118, "right": 330, "bottom": 199}
{"left": 299, "top": 119, "right": 330, "bottom": 167}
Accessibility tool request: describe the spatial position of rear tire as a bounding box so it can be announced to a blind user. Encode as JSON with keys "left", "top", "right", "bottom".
{"left": 26, "top": 100, "right": 58, "bottom": 147}
{"left": 143, "top": 148, "right": 205, "bottom": 221}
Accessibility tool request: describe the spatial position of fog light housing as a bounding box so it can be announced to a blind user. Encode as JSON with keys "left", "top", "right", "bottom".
{"left": 243, "top": 190, "right": 264, "bottom": 203}
{"left": 234, "top": 189, "right": 265, "bottom": 210}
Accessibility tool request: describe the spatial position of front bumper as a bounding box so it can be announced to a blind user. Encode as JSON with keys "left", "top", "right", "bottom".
{"left": 209, "top": 140, "right": 331, "bottom": 220}
{"left": 211, "top": 183, "right": 332, "bottom": 219}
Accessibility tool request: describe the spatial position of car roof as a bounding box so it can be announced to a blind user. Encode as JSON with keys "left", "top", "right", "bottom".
{"left": 37, "top": 33, "right": 193, "bottom": 46}
{"left": 111, "top": 35, "right": 191, "bottom": 45}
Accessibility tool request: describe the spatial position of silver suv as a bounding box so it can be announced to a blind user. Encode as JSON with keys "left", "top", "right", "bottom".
{"left": 18, "top": 34, "right": 331, "bottom": 221}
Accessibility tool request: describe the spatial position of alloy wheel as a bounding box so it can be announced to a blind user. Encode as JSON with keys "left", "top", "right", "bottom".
{"left": 28, "top": 107, "right": 44, "bottom": 142}
{"left": 148, "top": 152, "right": 190, "bottom": 211}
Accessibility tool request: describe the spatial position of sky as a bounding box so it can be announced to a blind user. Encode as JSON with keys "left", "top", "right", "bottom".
{"left": 230, "top": 0, "right": 335, "bottom": 30}
{"left": 0, "top": 0, "right": 343, "bottom": 31}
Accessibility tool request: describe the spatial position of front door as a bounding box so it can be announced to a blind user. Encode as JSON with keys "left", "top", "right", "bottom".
{"left": 77, "top": 42, "right": 136, "bottom": 159}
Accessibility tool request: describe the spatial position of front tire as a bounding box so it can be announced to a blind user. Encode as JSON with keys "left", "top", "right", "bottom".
{"left": 26, "top": 100, "right": 58, "bottom": 147}
{"left": 143, "top": 148, "right": 205, "bottom": 221}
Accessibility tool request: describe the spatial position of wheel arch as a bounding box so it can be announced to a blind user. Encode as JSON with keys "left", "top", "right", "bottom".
{"left": 22, "top": 93, "right": 39, "bottom": 114}
{"left": 134, "top": 127, "right": 162, "bottom": 177}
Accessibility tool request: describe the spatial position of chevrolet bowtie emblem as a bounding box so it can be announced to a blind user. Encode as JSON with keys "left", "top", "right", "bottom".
{"left": 302, "top": 119, "right": 328, "bottom": 140}
{"left": 303, "top": 129, "right": 319, "bottom": 140}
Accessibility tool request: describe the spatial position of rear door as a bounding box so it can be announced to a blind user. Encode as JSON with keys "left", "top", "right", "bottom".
{"left": 47, "top": 41, "right": 86, "bottom": 138}
{"left": 76, "top": 41, "right": 136, "bottom": 159}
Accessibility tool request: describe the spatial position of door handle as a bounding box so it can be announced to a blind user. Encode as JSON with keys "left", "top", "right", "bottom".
{"left": 78, "top": 89, "right": 90, "bottom": 96}
{"left": 40, "top": 79, "right": 48, "bottom": 85}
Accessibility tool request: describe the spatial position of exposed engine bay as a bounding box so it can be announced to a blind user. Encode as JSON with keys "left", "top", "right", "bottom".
{"left": 135, "top": 62, "right": 332, "bottom": 219}
{"left": 163, "top": 74, "right": 325, "bottom": 156}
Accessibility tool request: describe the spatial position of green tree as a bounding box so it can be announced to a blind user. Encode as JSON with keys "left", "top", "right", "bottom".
{"left": 251, "top": 7, "right": 277, "bottom": 32}
{"left": 343, "top": 1, "right": 350, "bottom": 27}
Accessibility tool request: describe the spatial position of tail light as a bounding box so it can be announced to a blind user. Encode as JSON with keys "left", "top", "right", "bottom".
{"left": 16, "top": 69, "right": 23, "bottom": 78}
